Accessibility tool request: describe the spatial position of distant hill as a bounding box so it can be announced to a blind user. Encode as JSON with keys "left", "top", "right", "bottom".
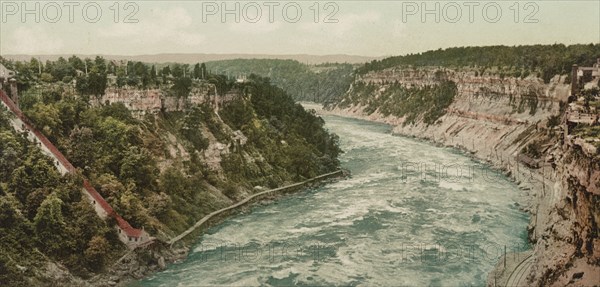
{"left": 204, "top": 59, "right": 356, "bottom": 103}
{"left": 1, "top": 53, "right": 381, "bottom": 65}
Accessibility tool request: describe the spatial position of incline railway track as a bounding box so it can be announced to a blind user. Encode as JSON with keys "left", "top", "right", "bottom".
{"left": 506, "top": 253, "right": 534, "bottom": 287}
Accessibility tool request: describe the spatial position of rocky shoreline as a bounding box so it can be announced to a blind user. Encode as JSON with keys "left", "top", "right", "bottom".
{"left": 307, "top": 98, "right": 599, "bottom": 286}
{"left": 303, "top": 101, "right": 573, "bottom": 285}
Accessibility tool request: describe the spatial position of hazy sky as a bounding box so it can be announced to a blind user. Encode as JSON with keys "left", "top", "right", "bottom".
{"left": 0, "top": 1, "right": 598, "bottom": 56}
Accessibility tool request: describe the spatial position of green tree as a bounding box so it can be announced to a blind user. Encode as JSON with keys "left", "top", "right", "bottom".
{"left": 119, "top": 146, "right": 158, "bottom": 191}
{"left": 159, "top": 167, "right": 190, "bottom": 198}
{"left": 150, "top": 65, "right": 157, "bottom": 84}
{"left": 0, "top": 131, "right": 23, "bottom": 182}
{"left": 27, "top": 102, "right": 62, "bottom": 140}
{"left": 9, "top": 151, "right": 60, "bottom": 204}
{"left": 68, "top": 55, "right": 85, "bottom": 71}
{"left": 146, "top": 192, "right": 172, "bottom": 219}
{"left": 221, "top": 98, "right": 255, "bottom": 130}
{"left": 68, "top": 126, "right": 95, "bottom": 169}
{"left": 172, "top": 77, "right": 192, "bottom": 98}
{"left": 193, "top": 63, "right": 201, "bottom": 79}
{"left": 25, "top": 188, "right": 50, "bottom": 220}
{"left": 84, "top": 235, "right": 110, "bottom": 271}
{"left": 180, "top": 107, "right": 209, "bottom": 150}
{"left": 34, "top": 193, "right": 66, "bottom": 256}
{"left": 171, "top": 64, "right": 183, "bottom": 78}
{"left": 88, "top": 71, "right": 107, "bottom": 98}
{"left": 162, "top": 66, "right": 171, "bottom": 76}
{"left": 117, "top": 189, "right": 149, "bottom": 227}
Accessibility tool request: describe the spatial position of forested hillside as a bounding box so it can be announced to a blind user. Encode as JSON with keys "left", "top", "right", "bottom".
{"left": 0, "top": 56, "right": 341, "bottom": 286}
{"left": 205, "top": 59, "right": 355, "bottom": 103}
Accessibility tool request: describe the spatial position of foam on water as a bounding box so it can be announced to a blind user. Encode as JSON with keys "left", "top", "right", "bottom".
{"left": 136, "top": 115, "right": 529, "bottom": 287}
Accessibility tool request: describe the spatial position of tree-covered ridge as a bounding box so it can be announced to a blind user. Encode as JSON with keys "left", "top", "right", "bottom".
{"left": 357, "top": 44, "right": 600, "bottom": 83}
{"left": 0, "top": 65, "right": 341, "bottom": 284}
{"left": 205, "top": 59, "right": 355, "bottom": 103}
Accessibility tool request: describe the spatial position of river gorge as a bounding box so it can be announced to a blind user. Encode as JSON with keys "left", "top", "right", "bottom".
{"left": 136, "top": 113, "right": 530, "bottom": 286}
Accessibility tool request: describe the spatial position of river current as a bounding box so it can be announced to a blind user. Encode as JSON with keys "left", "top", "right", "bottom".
{"left": 137, "top": 115, "right": 529, "bottom": 286}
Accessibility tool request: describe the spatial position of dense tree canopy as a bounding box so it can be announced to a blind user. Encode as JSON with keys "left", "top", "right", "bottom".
{"left": 0, "top": 56, "right": 345, "bottom": 284}
{"left": 357, "top": 44, "right": 600, "bottom": 83}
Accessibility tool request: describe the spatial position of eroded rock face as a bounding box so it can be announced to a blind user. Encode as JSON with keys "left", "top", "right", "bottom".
{"left": 356, "top": 67, "right": 569, "bottom": 122}
{"left": 93, "top": 84, "right": 218, "bottom": 116}
{"left": 327, "top": 67, "right": 599, "bottom": 286}
{"left": 530, "top": 142, "right": 600, "bottom": 286}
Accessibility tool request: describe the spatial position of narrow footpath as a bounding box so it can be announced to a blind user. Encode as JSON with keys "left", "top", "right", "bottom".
{"left": 168, "top": 170, "right": 343, "bottom": 245}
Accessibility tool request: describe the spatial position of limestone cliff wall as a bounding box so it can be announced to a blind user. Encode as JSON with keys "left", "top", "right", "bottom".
{"left": 92, "top": 84, "right": 222, "bottom": 116}
{"left": 531, "top": 139, "right": 600, "bottom": 286}
{"left": 326, "top": 67, "right": 599, "bottom": 286}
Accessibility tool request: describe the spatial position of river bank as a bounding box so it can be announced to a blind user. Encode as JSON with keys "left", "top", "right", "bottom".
{"left": 89, "top": 171, "right": 348, "bottom": 287}
{"left": 132, "top": 113, "right": 529, "bottom": 286}
{"left": 308, "top": 99, "right": 600, "bottom": 285}
{"left": 302, "top": 102, "right": 552, "bottom": 285}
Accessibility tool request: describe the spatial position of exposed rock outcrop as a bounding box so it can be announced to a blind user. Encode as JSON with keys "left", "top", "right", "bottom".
{"left": 91, "top": 83, "right": 241, "bottom": 117}
{"left": 323, "top": 66, "right": 600, "bottom": 286}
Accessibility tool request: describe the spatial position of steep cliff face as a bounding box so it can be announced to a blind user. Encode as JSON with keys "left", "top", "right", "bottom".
{"left": 532, "top": 139, "right": 600, "bottom": 286}
{"left": 331, "top": 67, "right": 568, "bottom": 175}
{"left": 326, "top": 67, "right": 600, "bottom": 285}
{"left": 91, "top": 84, "right": 240, "bottom": 117}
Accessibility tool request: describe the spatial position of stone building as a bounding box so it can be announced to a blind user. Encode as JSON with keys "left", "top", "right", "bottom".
{"left": 571, "top": 58, "right": 600, "bottom": 96}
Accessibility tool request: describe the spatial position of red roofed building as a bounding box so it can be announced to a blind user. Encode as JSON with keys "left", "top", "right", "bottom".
{"left": 0, "top": 90, "right": 150, "bottom": 248}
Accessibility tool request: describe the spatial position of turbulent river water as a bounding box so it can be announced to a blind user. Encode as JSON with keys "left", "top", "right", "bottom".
{"left": 137, "top": 115, "right": 530, "bottom": 287}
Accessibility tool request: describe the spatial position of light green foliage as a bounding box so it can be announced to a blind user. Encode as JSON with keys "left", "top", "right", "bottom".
{"left": 0, "top": 131, "right": 24, "bottom": 182}
{"left": 146, "top": 192, "right": 171, "bottom": 219}
{"left": 27, "top": 102, "right": 62, "bottom": 140}
{"left": 0, "top": 196, "right": 35, "bottom": 286}
{"left": 117, "top": 189, "right": 149, "bottom": 228}
{"left": 67, "top": 126, "right": 95, "bottom": 169}
{"left": 159, "top": 167, "right": 190, "bottom": 198}
{"left": 0, "top": 56, "right": 343, "bottom": 282}
{"left": 0, "top": 102, "right": 125, "bottom": 278}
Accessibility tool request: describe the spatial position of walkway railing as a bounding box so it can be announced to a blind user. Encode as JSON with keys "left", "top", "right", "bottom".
{"left": 168, "top": 170, "right": 344, "bottom": 245}
{"left": 0, "top": 90, "right": 76, "bottom": 172}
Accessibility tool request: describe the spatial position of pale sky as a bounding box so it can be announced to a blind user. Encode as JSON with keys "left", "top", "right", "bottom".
{"left": 0, "top": 0, "right": 598, "bottom": 57}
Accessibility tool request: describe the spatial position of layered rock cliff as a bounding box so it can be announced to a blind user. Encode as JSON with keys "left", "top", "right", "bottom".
{"left": 91, "top": 83, "right": 240, "bottom": 117}
{"left": 324, "top": 66, "right": 600, "bottom": 286}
